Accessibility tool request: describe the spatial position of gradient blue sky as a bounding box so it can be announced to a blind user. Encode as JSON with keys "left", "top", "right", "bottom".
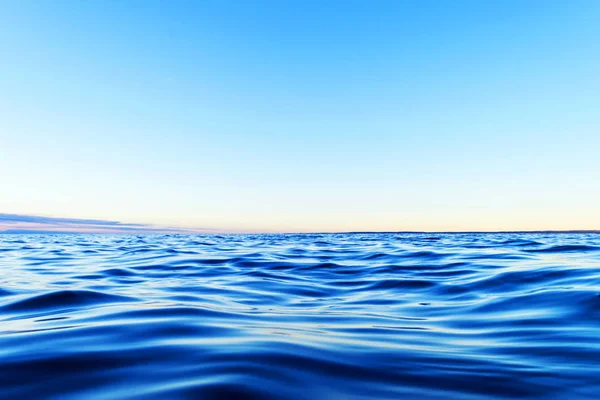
{"left": 1, "top": 0, "right": 599, "bottom": 232}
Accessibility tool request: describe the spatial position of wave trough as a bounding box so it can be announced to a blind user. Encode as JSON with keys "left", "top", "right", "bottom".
{"left": 1, "top": 233, "right": 599, "bottom": 399}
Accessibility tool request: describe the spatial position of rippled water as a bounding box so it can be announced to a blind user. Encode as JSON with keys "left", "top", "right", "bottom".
{"left": 1, "top": 233, "right": 600, "bottom": 399}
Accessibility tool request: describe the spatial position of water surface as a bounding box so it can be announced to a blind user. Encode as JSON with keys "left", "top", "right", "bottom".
{"left": 1, "top": 233, "right": 599, "bottom": 399}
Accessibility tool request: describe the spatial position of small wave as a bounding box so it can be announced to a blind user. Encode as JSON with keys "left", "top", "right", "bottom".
{"left": 367, "top": 278, "right": 437, "bottom": 290}
{"left": 1, "top": 290, "right": 136, "bottom": 313}
{"left": 100, "top": 267, "right": 138, "bottom": 277}
{"left": 525, "top": 244, "right": 600, "bottom": 253}
{"left": 499, "top": 238, "right": 542, "bottom": 246}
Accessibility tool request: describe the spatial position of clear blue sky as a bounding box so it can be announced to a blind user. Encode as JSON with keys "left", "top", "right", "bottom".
{"left": 1, "top": 1, "right": 599, "bottom": 232}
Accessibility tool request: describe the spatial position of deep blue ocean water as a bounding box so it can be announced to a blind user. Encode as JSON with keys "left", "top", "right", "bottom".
{"left": 1, "top": 233, "right": 599, "bottom": 399}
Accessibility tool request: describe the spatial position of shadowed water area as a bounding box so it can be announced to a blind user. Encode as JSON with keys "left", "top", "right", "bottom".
{"left": 1, "top": 233, "right": 599, "bottom": 399}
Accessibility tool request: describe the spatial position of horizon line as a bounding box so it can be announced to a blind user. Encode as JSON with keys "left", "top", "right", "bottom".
{"left": 1, "top": 229, "right": 598, "bottom": 235}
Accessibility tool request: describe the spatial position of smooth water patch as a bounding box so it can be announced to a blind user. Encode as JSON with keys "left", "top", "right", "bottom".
{"left": 1, "top": 233, "right": 600, "bottom": 399}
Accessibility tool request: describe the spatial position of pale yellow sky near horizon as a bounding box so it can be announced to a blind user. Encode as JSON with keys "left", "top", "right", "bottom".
{"left": 1, "top": 204, "right": 598, "bottom": 233}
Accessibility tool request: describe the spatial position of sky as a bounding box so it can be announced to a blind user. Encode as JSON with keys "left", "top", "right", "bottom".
{"left": 1, "top": 0, "right": 599, "bottom": 233}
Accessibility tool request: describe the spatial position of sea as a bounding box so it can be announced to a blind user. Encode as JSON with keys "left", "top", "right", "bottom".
{"left": 1, "top": 233, "right": 599, "bottom": 399}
